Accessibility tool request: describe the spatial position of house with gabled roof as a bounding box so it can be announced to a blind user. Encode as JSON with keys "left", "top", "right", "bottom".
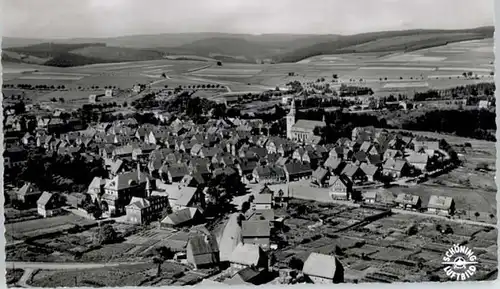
{"left": 160, "top": 207, "right": 203, "bottom": 228}
{"left": 161, "top": 163, "right": 190, "bottom": 184}
{"left": 340, "top": 163, "right": 366, "bottom": 184}
{"left": 406, "top": 152, "right": 430, "bottom": 172}
{"left": 329, "top": 176, "right": 353, "bottom": 200}
{"left": 37, "top": 192, "right": 61, "bottom": 217}
{"left": 253, "top": 194, "right": 273, "bottom": 210}
{"left": 241, "top": 221, "right": 271, "bottom": 249}
{"left": 252, "top": 165, "right": 286, "bottom": 184}
{"left": 311, "top": 167, "right": 331, "bottom": 187}
{"left": 102, "top": 168, "right": 150, "bottom": 216}
{"left": 284, "top": 162, "right": 313, "bottom": 182}
{"left": 125, "top": 195, "right": 169, "bottom": 225}
{"left": 16, "top": 183, "right": 42, "bottom": 206}
{"left": 229, "top": 243, "right": 268, "bottom": 270}
{"left": 186, "top": 233, "right": 220, "bottom": 269}
{"left": 359, "top": 163, "right": 381, "bottom": 182}
{"left": 303, "top": 253, "right": 344, "bottom": 284}
{"left": 427, "top": 195, "right": 455, "bottom": 216}
{"left": 190, "top": 143, "right": 204, "bottom": 157}
{"left": 324, "top": 156, "right": 346, "bottom": 175}
{"left": 395, "top": 193, "right": 422, "bottom": 211}
{"left": 382, "top": 159, "right": 410, "bottom": 179}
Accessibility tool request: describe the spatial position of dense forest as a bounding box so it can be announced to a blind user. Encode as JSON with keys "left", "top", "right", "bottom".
{"left": 296, "top": 108, "right": 496, "bottom": 142}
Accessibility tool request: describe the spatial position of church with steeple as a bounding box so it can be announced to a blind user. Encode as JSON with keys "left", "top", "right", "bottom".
{"left": 286, "top": 98, "right": 326, "bottom": 144}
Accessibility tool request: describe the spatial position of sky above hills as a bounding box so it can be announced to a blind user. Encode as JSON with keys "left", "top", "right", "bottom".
{"left": 2, "top": 0, "right": 495, "bottom": 38}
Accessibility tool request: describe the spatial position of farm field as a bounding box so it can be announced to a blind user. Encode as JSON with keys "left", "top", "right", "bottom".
{"left": 29, "top": 262, "right": 193, "bottom": 287}
{"left": 3, "top": 38, "right": 493, "bottom": 101}
{"left": 275, "top": 201, "right": 497, "bottom": 283}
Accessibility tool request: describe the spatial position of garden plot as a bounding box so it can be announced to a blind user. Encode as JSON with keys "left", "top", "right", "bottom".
{"left": 438, "top": 67, "right": 493, "bottom": 72}
{"left": 5, "top": 214, "right": 96, "bottom": 240}
{"left": 359, "top": 66, "right": 436, "bottom": 71}
{"left": 383, "top": 82, "right": 429, "bottom": 88}
{"left": 18, "top": 75, "right": 85, "bottom": 80}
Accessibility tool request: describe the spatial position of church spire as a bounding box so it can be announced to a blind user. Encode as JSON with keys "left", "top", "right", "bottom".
{"left": 288, "top": 97, "right": 296, "bottom": 116}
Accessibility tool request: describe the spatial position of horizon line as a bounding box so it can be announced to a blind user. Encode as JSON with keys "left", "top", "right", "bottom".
{"left": 3, "top": 25, "right": 494, "bottom": 41}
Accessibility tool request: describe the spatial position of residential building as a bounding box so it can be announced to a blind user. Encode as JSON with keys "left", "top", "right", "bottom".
{"left": 311, "top": 167, "right": 331, "bottom": 187}
{"left": 284, "top": 162, "right": 313, "bottom": 182}
{"left": 302, "top": 253, "right": 344, "bottom": 284}
{"left": 102, "top": 168, "right": 149, "bottom": 216}
{"left": 229, "top": 243, "right": 268, "bottom": 270}
{"left": 16, "top": 183, "right": 42, "bottom": 206}
{"left": 253, "top": 193, "right": 273, "bottom": 210}
{"left": 394, "top": 193, "right": 422, "bottom": 211}
{"left": 382, "top": 159, "right": 410, "bottom": 179}
{"left": 186, "top": 233, "right": 220, "bottom": 269}
{"left": 427, "top": 195, "right": 455, "bottom": 216}
{"left": 37, "top": 192, "right": 61, "bottom": 218}
{"left": 241, "top": 221, "right": 271, "bottom": 249}
{"left": 124, "top": 195, "right": 169, "bottom": 225}
{"left": 160, "top": 207, "right": 203, "bottom": 228}
{"left": 329, "top": 176, "right": 353, "bottom": 200}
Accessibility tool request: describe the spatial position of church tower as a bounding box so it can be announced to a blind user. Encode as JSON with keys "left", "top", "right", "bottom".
{"left": 286, "top": 98, "right": 296, "bottom": 139}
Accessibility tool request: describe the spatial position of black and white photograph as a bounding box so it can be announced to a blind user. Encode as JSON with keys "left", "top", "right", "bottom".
{"left": 2, "top": 0, "right": 497, "bottom": 286}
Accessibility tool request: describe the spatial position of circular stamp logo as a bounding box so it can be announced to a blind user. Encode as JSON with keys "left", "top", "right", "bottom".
{"left": 442, "top": 244, "right": 478, "bottom": 281}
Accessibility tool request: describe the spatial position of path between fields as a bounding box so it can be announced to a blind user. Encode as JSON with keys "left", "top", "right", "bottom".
{"left": 18, "top": 268, "right": 34, "bottom": 287}
{"left": 7, "top": 261, "right": 148, "bottom": 270}
{"left": 391, "top": 209, "right": 498, "bottom": 228}
{"left": 11, "top": 261, "right": 148, "bottom": 287}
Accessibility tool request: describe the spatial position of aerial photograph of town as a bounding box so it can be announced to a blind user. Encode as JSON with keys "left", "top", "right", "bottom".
{"left": 2, "top": 0, "right": 497, "bottom": 287}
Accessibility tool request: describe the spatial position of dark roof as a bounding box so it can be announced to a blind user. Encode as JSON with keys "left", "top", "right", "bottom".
{"left": 188, "top": 233, "right": 219, "bottom": 266}
{"left": 167, "top": 164, "right": 189, "bottom": 178}
{"left": 285, "top": 162, "right": 313, "bottom": 175}
{"left": 241, "top": 221, "right": 270, "bottom": 238}
{"left": 162, "top": 208, "right": 198, "bottom": 226}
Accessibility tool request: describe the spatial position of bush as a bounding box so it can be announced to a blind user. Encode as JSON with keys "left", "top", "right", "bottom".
{"left": 288, "top": 257, "right": 304, "bottom": 270}
{"left": 300, "top": 238, "right": 311, "bottom": 244}
{"left": 97, "top": 224, "right": 118, "bottom": 245}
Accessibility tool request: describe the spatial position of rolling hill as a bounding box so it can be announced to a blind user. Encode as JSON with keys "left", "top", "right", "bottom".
{"left": 274, "top": 27, "right": 494, "bottom": 62}
{"left": 2, "top": 43, "right": 166, "bottom": 67}
{"left": 2, "top": 26, "right": 494, "bottom": 67}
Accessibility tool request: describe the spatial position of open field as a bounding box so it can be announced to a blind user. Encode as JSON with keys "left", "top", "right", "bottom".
{"left": 29, "top": 262, "right": 191, "bottom": 287}
{"left": 5, "top": 214, "right": 96, "bottom": 241}
{"left": 4, "top": 38, "right": 492, "bottom": 101}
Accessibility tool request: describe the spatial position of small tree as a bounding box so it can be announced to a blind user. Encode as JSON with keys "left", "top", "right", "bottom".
{"left": 474, "top": 212, "right": 480, "bottom": 220}
{"left": 288, "top": 257, "right": 304, "bottom": 271}
{"left": 153, "top": 246, "right": 174, "bottom": 276}
{"left": 217, "top": 61, "right": 222, "bottom": 66}
{"left": 97, "top": 224, "right": 118, "bottom": 245}
{"left": 241, "top": 201, "right": 251, "bottom": 213}
{"left": 92, "top": 199, "right": 102, "bottom": 220}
